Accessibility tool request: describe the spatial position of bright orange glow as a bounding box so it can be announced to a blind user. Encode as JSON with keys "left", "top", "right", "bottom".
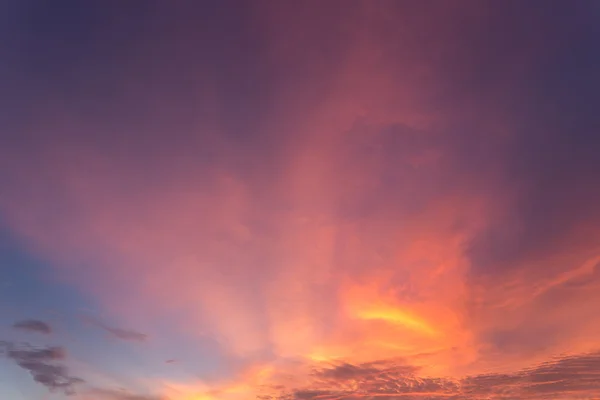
{"left": 352, "top": 303, "right": 438, "bottom": 336}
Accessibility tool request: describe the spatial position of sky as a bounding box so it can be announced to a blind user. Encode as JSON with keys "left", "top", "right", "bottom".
{"left": 1, "top": 1, "right": 600, "bottom": 399}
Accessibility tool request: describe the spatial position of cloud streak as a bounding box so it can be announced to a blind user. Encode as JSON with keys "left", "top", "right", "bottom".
{"left": 0, "top": 341, "right": 84, "bottom": 395}
{"left": 13, "top": 319, "right": 52, "bottom": 334}
{"left": 83, "top": 316, "right": 148, "bottom": 342}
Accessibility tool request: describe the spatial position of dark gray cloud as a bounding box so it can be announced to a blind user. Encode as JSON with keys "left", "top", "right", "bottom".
{"left": 101, "top": 326, "right": 148, "bottom": 342}
{"left": 312, "top": 360, "right": 420, "bottom": 386}
{"left": 462, "top": 351, "right": 600, "bottom": 399}
{"left": 0, "top": 343, "right": 162, "bottom": 398}
{"left": 13, "top": 319, "right": 52, "bottom": 334}
{"left": 0, "top": 341, "right": 84, "bottom": 395}
{"left": 83, "top": 316, "right": 147, "bottom": 342}
{"left": 7, "top": 345, "right": 64, "bottom": 361}
{"left": 265, "top": 359, "right": 458, "bottom": 399}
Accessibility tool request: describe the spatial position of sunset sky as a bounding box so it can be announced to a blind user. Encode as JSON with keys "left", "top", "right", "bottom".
{"left": 1, "top": 1, "right": 600, "bottom": 399}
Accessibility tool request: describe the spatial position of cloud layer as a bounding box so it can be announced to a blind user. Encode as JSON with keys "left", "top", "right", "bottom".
{"left": 262, "top": 352, "right": 600, "bottom": 399}
{"left": 1, "top": 1, "right": 600, "bottom": 399}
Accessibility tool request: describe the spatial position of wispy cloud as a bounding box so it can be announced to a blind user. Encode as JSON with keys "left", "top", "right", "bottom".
{"left": 13, "top": 319, "right": 52, "bottom": 334}
{"left": 83, "top": 316, "right": 148, "bottom": 342}
{"left": 0, "top": 341, "right": 84, "bottom": 395}
{"left": 101, "top": 326, "right": 148, "bottom": 342}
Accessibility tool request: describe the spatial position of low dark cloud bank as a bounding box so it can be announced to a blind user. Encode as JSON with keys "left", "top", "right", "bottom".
{"left": 264, "top": 351, "right": 600, "bottom": 399}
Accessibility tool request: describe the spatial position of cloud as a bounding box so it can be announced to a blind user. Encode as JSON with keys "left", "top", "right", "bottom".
{"left": 292, "top": 359, "right": 458, "bottom": 399}
{"left": 81, "top": 388, "right": 165, "bottom": 400}
{"left": 83, "top": 316, "right": 148, "bottom": 342}
{"left": 264, "top": 351, "right": 600, "bottom": 399}
{"left": 0, "top": 341, "right": 84, "bottom": 395}
{"left": 13, "top": 319, "right": 52, "bottom": 334}
{"left": 314, "top": 361, "right": 416, "bottom": 382}
{"left": 0, "top": 343, "right": 161, "bottom": 399}
{"left": 7, "top": 345, "right": 65, "bottom": 361}
{"left": 461, "top": 351, "right": 600, "bottom": 399}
